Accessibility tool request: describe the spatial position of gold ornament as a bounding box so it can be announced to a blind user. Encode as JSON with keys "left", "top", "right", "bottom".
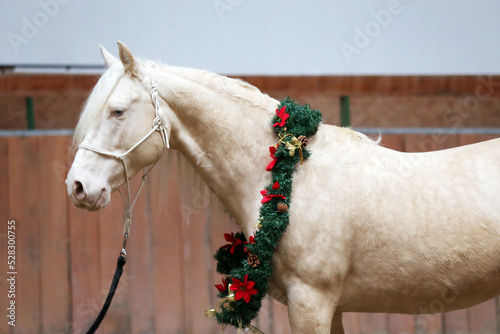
{"left": 278, "top": 132, "right": 304, "bottom": 164}
{"left": 254, "top": 219, "right": 263, "bottom": 231}
{"left": 204, "top": 284, "right": 236, "bottom": 318}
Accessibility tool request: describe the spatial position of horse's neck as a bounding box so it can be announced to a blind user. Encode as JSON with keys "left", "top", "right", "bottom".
{"left": 156, "top": 66, "right": 278, "bottom": 232}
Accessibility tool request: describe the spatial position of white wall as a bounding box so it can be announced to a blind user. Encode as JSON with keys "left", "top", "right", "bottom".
{"left": 1, "top": 0, "right": 499, "bottom": 75}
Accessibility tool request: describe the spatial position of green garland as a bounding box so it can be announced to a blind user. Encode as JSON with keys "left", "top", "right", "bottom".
{"left": 207, "top": 97, "right": 322, "bottom": 330}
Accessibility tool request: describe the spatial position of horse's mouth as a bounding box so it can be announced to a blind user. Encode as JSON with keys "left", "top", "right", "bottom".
{"left": 71, "top": 192, "right": 109, "bottom": 211}
{"left": 73, "top": 192, "right": 109, "bottom": 211}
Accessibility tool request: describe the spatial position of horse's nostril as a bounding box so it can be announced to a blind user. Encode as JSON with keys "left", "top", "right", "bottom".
{"left": 73, "top": 181, "right": 86, "bottom": 200}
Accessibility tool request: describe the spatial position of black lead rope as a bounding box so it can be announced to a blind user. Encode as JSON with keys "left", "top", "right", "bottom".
{"left": 85, "top": 252, "right": 127, "bottom": 334}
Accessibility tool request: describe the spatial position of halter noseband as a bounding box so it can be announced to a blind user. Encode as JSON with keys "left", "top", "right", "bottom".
{"left": 78, "top": 71, "right": 169, "bottom": 256}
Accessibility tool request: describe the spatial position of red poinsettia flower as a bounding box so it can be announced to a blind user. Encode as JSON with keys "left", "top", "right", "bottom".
{"left": 272, "top": 181, "right": 280, "bottom": 190}
{"left": 221, "top": 232, "right": 243, "bottom": 254}
{"left": 273, "top": 106, "right": 289, "bottom": 128}
{"left": 244, "top": 235, "right": 256, "bottom": 253}
{"left": 265, "top": 146, "right": 278, "bottom": 171}
{"left": 260, "top": 189, "right": 286, "bottom": 203}
{"left": 215, "top": 277, "right": 229, "bottom": 293}
{"left": 230, "top": 275, "right": 258, "bottom": 303}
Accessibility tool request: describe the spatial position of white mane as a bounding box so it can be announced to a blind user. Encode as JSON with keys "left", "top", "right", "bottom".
{"left": 142, "top": 60, "right": 278, "bottom": 113}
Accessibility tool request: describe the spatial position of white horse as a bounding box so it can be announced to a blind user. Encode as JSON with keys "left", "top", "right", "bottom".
{"left": 66, "top": 42, "right": 500, "bottom": 333}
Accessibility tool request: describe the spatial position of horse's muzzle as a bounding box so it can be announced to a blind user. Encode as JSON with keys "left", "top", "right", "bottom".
{"left": 66, "top": 174, "right": 110, "bottom": 211}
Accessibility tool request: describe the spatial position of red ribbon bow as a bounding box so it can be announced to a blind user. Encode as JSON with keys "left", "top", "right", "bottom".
{"left": 244, "top": 235, "right": 256, "bottom": 253}
{"left": 273, "top": 106, "right": 289, "bottom": 128}
{"left": 221, "top": 232, "right": 243, "bottom": 254}
{"left": 215, "top": 277, "right": 229, "bottom": 293}
{"left": 260, "top": 182, "right": 286, "bottom": 203}
{"left": 266, "top": 146, "right": 278, "bottom": 171}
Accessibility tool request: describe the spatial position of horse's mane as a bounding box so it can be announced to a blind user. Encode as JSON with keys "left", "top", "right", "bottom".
{"left": 143, "top": 60, "right": 278, "bottom": 114}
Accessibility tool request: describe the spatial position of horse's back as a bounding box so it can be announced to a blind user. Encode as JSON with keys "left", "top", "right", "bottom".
{"left": 288, "top": 125, "right": 500, "bottom": 313}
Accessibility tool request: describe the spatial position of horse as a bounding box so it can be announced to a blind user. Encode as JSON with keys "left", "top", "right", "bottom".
{"left": 66, "top": 41, "right": 500, "bottom": 333}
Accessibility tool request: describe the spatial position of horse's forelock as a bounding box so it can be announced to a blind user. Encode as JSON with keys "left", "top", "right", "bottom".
{"left": 72, "top": 63, "right": 126, "bottom": 149}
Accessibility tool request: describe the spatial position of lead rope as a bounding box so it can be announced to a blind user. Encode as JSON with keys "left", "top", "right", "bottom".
{"left": 84, "top": 162, "right": 155, "bottom": 334}
{"left": 81, "top": 72, "right": 168, "bottom": 334}
{"left": 85, "top": 253, "right": 126, "bottom": 334}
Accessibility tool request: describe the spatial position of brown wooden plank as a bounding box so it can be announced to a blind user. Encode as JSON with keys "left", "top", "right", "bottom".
{"left": 8, "top": 136, "right": 41, "bottom": 333}
{"left": 98, "top": 190, "right": 130, "bottom": 333}
{"left": 38, "top": 136, "right": 72, "bottom": 333}
{"left": 414, "top": 313, "right": 443, "bottom": 334}
{"left": 3, "top": 74, "right": 500, "bottom": 97}
{"left": 380, "top": 134, "right": 405, "bottom": 152}
{"left": 68, "top": 195, "right": 101, "bottom": 332}
{"left": 174, "top": 154, "right": 235, "bottom": 333}
{"left": 151, "top": 154, "right": 186, "bottom": 332}
{"left": 404, "top": 133, "right": 460, "bottom": 153}
{"left": 208, "top": 201, "right": 225, "bottom": 322}
{"left": 387, "top": 314, "right": 415, "bottom": 334}
{"left": 240, "top": 76, "right": 500, "bottom": 96}
{"left": 0, "top": 74, "right": 98, "bottom": 95}
{"left": 444, "top": 309, "right": 468, "bottom": 334}
{"left": 0, "top": 136, "right": 9, "bottom": 334}
{"left": 271, "top": 299, "right": 291, "bottom": 334}
{"left": 0, "top": 137, "right": 9, "bottom": 334}
{"left": 182, "top": 186, "right": 213, "bottom": 333}
{"left": 468, "top": 299, "right": 497, "bottom": 333}
{"left": 459, "top": 135, "right": 500, "bottom": 332}
{"left": 360, "top": 313, "right": 387, "bottom": 333}
{"left": 459, "top": 133, "right": 499, "bottom": 146}
{"left": 343, "top": 313, "right": 361, "bottom": 333}
{"left": 127, "top": 176, "right": 155, "bottom": 334}
{"left": 495, "top": 296, "right": 500, "bottom": 333}
{"left": 255, "top": 295, "right": 275, "bottom": 333}
{"left": 0, "top": 137, "right": 8, "bottom": 219}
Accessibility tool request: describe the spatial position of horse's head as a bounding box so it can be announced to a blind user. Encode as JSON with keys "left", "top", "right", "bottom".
{"left": 66, "top": 42, "right": 169, "bottom": 211}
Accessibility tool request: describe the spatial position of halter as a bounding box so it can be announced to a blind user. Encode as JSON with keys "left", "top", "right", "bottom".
{"left": 78, "top": 71, "right": 169, "bottom": 257}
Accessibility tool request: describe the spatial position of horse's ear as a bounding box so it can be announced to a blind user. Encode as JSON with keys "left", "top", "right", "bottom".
{"left": 117, "top": 41, "right": 136, "bottom": 74}
{"left": 100, "top": 45, "right": 119, "bottom": 67}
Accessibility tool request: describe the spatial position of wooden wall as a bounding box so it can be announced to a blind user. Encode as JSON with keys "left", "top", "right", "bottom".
{"left": 1, "top": 132, "right": 500, "bottom": 334}
{"left": 1, "top": 75, "right": 500, "bottom": 130}
{"left": 1, "top": 74, "right": 500, "bottom": 333}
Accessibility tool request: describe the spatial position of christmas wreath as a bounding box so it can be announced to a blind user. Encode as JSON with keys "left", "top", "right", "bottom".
{"left": 205, "top": 97, "right": 322, "bottom": 331}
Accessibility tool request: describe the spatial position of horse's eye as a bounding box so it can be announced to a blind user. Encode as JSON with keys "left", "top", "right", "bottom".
{"left": 111, "top": 109, "right": 125, "bottom": 117}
